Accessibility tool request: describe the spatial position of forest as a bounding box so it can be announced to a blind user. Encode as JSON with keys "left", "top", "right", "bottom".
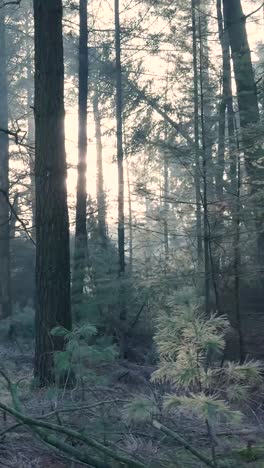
{"left": 0, "top": 0, "right": 264, "bottom": 466}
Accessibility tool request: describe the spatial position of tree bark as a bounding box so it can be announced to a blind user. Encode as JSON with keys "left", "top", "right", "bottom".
{"left": 93, "top": 92, "right": 107, "bottom": 243}
{"left": 199, "top": 16, "right": 215, "bottom": 315}
{"left": 216, "top": 0, "right": 236, "bottom": 197}
{"left": 34, "top": 0, "right": 72, "bottom": 385}
{"left": 192, "top": 0, "right": 203, "bottom": 273}
{"left": 26, "top": 18, "right": 36, "bottom": 242}
{"left": 223, "top": 0, "right": 264, "bottom": 267}
{"left": 126, "top": 159, "right": 133, "bottom": 270}
{"left": 115, "top": 0, "right": 127, "bottom": 357}
{"left": 72, "top": 0, "right": 89, "bottom": 309}
{"left": 163, "top": 150, "right": 169, "bottom": 261}
{"left": 115, "top": 0, "right": 125, "bottom": 277}
{"left": 0, "top": 7, "right": 12, "bottom": 318}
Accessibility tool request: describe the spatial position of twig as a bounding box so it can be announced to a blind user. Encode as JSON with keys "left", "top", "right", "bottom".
{"left": 245, "top": 2, "right": 264, "bottom": 19}
{"left": 0, "top": 189, "right": 36, "bottom": 245}
{"left": 130, "top": 302, "right": 147, "bottom": 328}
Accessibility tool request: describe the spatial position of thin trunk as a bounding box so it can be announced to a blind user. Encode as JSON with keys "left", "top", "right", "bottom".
{"left": 73, "top": 0, "right": 88, "bottom": 306}
{"left": 199, "top": 16, "right": 212, "bottom": 316}
{"left": 0, "top": 7, "right": 12, "bottom": 318}
{"left": 93, "top": 92, "right": 107, "bottom": 243}
{"left": 25, "top": 19, "right": 36, "bottom": 241}
{"left": 192, "top": 0, "right": 203, "bottom": 273}
{"left": 126, "top": 160, "right": 133, "bottom": 270}
{"left": 10, "top": 192, "right": 19, "bottom": 239}
{"left": 217, "top": 0, "right": 236, "bottom": 195}
{"left": 34, "top": 0, "right": 72, "bottom": 385}
{"left": 163, "top": 151, "right": 169, "bottom": 261}
{"left": 115, "top": 0, "right": 125, "bottom": 277}
{"left": 234, "top": 145, "right": 244, "bottom": 363}
{"left": 199, "top": 7, "right": 214, "bottom": 202}
{"left": 163, "top": 76, "right": 169, "bottom": 264}
{"left": 115, "top": 0, "right": 126, "bottom": 357}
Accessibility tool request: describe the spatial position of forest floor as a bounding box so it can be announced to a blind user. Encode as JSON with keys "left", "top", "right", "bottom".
{"left": 0, "top": 340, "right": 264, "bottom": 467}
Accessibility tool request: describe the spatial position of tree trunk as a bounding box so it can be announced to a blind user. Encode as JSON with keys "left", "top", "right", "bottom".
{"left": 163, "top": 151, "right": 169, "bottom": 262}
{"left": 0, "top": 7, "right": 12, "bottom": 319}
{"left": 72, "top": 0, "right": 89, "bottom": 309}
{"left": 216, "top": 0, "right": 236, "bottom": 195}
{"left": 115, "top": 0, "right": 125, "bottom": 277}
{"left": 126, "top": 159, "right": 133, "bottom": 271}
{"left": 199, "top": 5, "right": 214, "bottom": 202}
{"left": 223, "top": 0, "right": 264, "bottom": 266}
{"left": 192, "top": 0, "right": 203, "bottom": 273}
{"left": 34, "top": 0, "right": 72, "bottom": 385}
{"left": 199, "top": 16, "right": 217, "bottom": 315}
{"left": 26, "top": 18, "right": 36, "bottom": 242}
{"left": 93, "top": 92, "right": 107, "bottom": 243}
{"left": 114, "top": 0, "right": 126, "bottom": 357}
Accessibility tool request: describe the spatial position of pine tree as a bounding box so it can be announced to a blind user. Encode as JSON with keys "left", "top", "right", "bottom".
{"left": 34, "top": 0, "right": 72, "bottom": 385}
{"left": 0, "top": 5, "right": 12, "bottom": 318}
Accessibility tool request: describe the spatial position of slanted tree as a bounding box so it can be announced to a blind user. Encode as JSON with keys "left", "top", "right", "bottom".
{"left": 34, "top": 0, "right": 72, "bottom": 384}
{"left": 0, "top": 5, "right": 12, "bottom": 318}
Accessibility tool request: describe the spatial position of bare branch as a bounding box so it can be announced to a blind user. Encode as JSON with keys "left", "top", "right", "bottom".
{"left": 0, "top": 127, "right": 34, "bottom": 151}
{"left": 245, "top": 2, "right": 264, "bottom": 19}
{"left": 0, "top": 0, "right": 21, "bottom": 8}
{"left": 0, "top": 189, "right": 36, "bottom": 245}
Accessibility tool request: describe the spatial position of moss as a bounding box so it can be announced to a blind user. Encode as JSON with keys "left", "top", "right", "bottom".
{"left": 232, "top": 446, "right": 264, "bottom": 463}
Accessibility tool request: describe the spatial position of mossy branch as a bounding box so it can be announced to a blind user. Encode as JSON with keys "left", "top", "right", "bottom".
{"left": 0, "top": 370, "right": 145, "bottom": 468}
{"left": 0, "top": 400, "right": 145, "bottom": 468}
{"left": 152, "top": 420, "right": 216, "bottom": 467}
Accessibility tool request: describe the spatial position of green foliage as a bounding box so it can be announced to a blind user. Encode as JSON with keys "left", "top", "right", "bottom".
{"left": 152, "top": 288, "right": 263, "bottom": 434}
{"left": 152, "top": 290, "right": 228, "bottom": 389}
{"left": 164, "top": 393, "right": 241, "bottom": 424}
{"left": 52, "top": 324, "right": 117, "bottom": 385}
{"left": 123, "top": 396, "right": 158, "bottom": 422}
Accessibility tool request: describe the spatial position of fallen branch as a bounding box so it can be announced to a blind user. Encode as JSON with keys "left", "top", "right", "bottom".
{"left": 152, "top": 420, "right": 216, "bottom": 468}
{"left": 0, "top": 401, "right": 146, "bottom": 468}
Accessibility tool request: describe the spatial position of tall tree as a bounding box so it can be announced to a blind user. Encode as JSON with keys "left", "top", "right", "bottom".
{"left": 192, "top": 0, "right": 203, "bottom": 273}
{"left": 72, "top": 0, "right": 89, "bottom": 308}
{"left": 25, "top": 16, "right": 36, "bottom": 242}
{"left": 115, "top": 0, "right": 126, "bottom": 356}
{"left": 0, "top": 6, "right": 11, "bottom": 318}
{"left": 216, "top": 0, "right": 236, "bottom": 196}
{"left": 34, "top": 0, "right": 72, "bottom": 384}
{"left": 223, "top": 0, "right": 264, "bottom": 265}
{"left": 93, "top": 91, "right": 107, "bottom": 243}
{"left": 115, "top": 0, "right": 125, "bottom": 277}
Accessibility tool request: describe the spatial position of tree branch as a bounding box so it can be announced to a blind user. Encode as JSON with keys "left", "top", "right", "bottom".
{"left": 0, "top": 127, "right": 34, "bottom": 151}
{"left": 0, "top": 189, "right": 36, "bottom": 245}
{"left": 0, "top": 395, "right": 146, "bottom": 468}
{"left": 152, "top": 420, "right": 215, "bottom": 468}
{"left": 245, "top": 2, "right": 264, "bottom": 19}
{"left": 0, "top": 0, "right": 21, "bottom": 8}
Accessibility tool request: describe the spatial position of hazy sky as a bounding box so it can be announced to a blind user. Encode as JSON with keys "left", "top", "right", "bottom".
{"left": 64, "top": 0, "right": 264, "bottom": 228}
